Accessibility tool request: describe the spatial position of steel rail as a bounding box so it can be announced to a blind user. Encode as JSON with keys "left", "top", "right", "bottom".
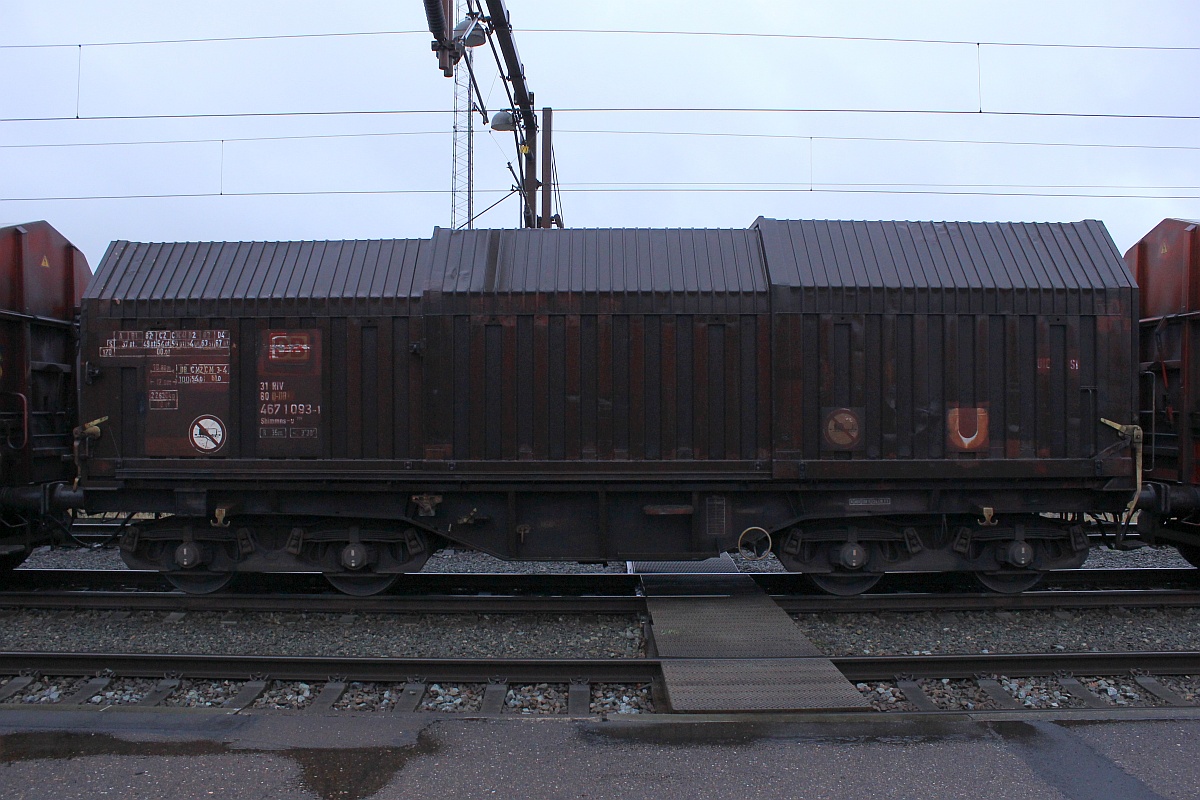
{"left": 776, "top": 588, "right": 1200, "bottom": 614}
{"left": 5, "top": 570, "right": 1200, "bottom": 616}
{"left": 9, "top": 566, "right": 1198, "bottom": 594}
{"left": 4, "top": 587, "right": 1200, "bottom": 616}
{"left": 832, "top": 651, "right": 1200, "bottom": 681}
{"left": 755, "top": 567, "right": 1200, "bottom": 593}
{"left": 5, "top": 569, "right": 643, "bottom": 594}
{"left": 3, "top": 650, "right": 1198, "bottom": 689}
{"left": 0, "top": 652, "right": 660, "bottom": 684}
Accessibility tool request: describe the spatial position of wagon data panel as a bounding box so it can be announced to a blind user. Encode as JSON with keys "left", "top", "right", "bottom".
{"left": 97, "top": 329, "right": 231, "bottom": 457}
{"left": 256, "top": 329, "right": 323, "bottom": 457}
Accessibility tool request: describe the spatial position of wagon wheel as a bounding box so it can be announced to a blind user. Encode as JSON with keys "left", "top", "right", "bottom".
{"left": 164, "top": 571, "right": 236, "bottom": 594}
{"left": 974, "top": 571, "right": 1043, "bottom": 594}
{"left": 325, "top": 573, "right": 398, "bottom": 596}
{"left": 1175, "top": 544, "right": 1200, "bottom": 570}
{"left": 808, "top": 573, "right": 881, "bottom": 596}
{"left": 0, "top": 552, "right": 29, "bottom": 572}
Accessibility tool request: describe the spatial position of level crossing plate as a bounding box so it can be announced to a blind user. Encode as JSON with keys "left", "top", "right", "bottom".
{"left": 635, "top": 565, "right": 868, "bottom": 712}
{"left": 660, "top": 658, "right": 868, "bottom": 712}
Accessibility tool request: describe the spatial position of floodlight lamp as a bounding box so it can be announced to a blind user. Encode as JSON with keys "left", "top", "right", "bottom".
{"left": 490, "top": 110, "right": 516, "bottom": 131}
{"left": 454, "top": 18, "right": 487, "bottom": 47}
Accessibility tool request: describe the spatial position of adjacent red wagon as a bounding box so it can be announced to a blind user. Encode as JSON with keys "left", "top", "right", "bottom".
{"left": 0, "top": 221, "right": 90, "bottom": 565}
{"left": 1126, "top": 218, "right": 1200, "bottom": 565}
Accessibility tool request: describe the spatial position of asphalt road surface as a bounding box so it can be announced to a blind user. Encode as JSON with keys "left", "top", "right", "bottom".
{"left": 0, "top": 709, "right": 1197, "bottom": 800}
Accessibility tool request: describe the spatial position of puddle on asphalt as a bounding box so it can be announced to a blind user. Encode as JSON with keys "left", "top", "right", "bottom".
{"left": 288, "top": 745, "right": 436, "bottom": 799}
{"left": 0, "top": 731, "right": 435, "bottom": 800}
{"left": 582, "top": 717, "right": 988, "bottom": 747}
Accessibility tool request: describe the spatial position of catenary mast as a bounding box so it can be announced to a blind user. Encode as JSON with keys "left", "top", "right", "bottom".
{"left": 450, "top": 0, "right": 474, "bottom": 229}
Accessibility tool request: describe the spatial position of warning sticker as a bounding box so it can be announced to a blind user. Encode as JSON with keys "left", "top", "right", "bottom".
{"left": 190, "top": 415, "right": 227, "bottom": 453}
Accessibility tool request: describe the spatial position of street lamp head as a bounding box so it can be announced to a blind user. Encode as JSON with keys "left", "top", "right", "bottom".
{"left": 453, "top": 17, "right": 488, "bottom": 48}
{"left": 490, "top": 110, "right": 516, "bottom": 131}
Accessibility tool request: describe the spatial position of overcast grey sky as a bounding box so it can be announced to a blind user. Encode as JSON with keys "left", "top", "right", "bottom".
{"left": 2, "top": 0, "right": 1198, "bottom": 269}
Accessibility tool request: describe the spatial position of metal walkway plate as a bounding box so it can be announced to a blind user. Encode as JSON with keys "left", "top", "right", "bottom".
{"left": 629, "top": 554, "right": 740, "bottom": 574}
{"left": 661, "top": 659, "right": 869, "bottom": 712}
{"left": 640, "top": 570, "right": 867, "bottom": 712}
{"left": 646, "top": 596, "right": 821, "bottom": 658}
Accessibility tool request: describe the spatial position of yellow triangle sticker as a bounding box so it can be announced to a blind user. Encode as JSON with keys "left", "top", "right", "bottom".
{"left": 40, "top": 256, "right": 50, "bottom": 268}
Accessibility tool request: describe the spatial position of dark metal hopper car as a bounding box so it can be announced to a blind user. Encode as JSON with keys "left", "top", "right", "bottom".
{"left": 76, "top": 220, "right": 1140, "bottom": 594}
{"left": 1125, "top": 218, "right": 1200, "bottom": 565}
{"left": 0, "top": 221, "right": 90, "bottom": 567}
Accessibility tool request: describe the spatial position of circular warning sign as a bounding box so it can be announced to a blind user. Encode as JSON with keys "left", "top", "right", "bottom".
{"left": 823, "top": 408, "right": 862, "bottom": 450}
{"left": 190, "top": 415, "right": 226, "bottom": 453}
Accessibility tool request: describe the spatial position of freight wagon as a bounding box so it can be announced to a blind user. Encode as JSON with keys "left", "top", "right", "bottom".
{"left": 0, "top": 222, "right": 89, "bottom": 568}
{"left": 1126, "top": 218, "right": 1200, "bottom": 567}
{"left": 68, "top": 218, "right": 1141, "bottom": 594}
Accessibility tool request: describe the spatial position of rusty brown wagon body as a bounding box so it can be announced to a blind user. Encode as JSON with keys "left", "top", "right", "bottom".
{"left": 72, "top": 218, "right": 1140, "bottom": 593}
{"left": 1125, "top": 218, "right": 1200, "bottom": 567}
{"left": 0, "top": 221, "right": 90, "bottom": 565}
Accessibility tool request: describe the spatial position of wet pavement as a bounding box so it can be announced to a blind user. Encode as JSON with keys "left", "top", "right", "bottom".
{"left": 0, "top": 709, "right": 1198, "bottom": 799}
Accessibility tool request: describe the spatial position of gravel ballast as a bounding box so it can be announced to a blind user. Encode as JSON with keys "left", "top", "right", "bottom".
{"left": 796, "top": 606, "right": 1200, "bottom": 657}
{"left": 590, "top": 683, "right": 654, "bottom": 714}
{"left": 421, "top": 683, "right": 484, "bottom": 712}
{"left": 7, "top": 676, "right": 90, "bottom": 704}
{"left": 165, "top": 679, "right": 241, "bottom": 707}
{"left": 0, "top": 609, "right": 645, "bottom": 659}
{"left": 252, "top": 681, "right": 315, "bottom": 710}
{"left": 505, "top": 683, "right": 568, "bottom": 714}
{"left": 333, "top": 681, "right": 406, "bottom": 711}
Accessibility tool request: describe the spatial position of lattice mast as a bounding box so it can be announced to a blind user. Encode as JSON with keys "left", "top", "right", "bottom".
{"left": 450, "top": 0, "right": 474, "bottom": 229}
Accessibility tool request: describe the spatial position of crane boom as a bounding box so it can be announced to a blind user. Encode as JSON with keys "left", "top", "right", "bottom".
{"left": 481, "top": 0, "right": 536, "bottom": 136}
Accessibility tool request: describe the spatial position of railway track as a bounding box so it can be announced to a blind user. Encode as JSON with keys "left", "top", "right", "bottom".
{"left": 2, "top": 567, "right": 1199, "bottom": 616}
{"left": 4, "top": 564, "right": 1200, "bottom": 717}
{"left": 3, "top": 586, "right": 1200, "bottom": 615}
{"left": 1, "top": 651, "right": 1198, "bottom": 717}
{"left": 14, "top": 564, "right": 1198, "bottom": 588}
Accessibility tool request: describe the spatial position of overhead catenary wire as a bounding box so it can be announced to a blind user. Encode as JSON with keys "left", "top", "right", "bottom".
{"left": 6, "top": 185, "right": 1200, "bottom": 203}
{"left": 7, "top": 107, "right": 1200, "bottom": 125}
{"left": 3, "top": 27, "right": 1197, "bottom": 51}
{"left": 4, "top": 21, "right": 1197, "bottom": 219}
{"left": 2, "top": 128, "right": 1198, "bottom": 155}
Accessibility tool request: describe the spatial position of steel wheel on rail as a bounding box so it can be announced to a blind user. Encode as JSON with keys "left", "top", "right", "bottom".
{"left": 974, "top": 571, "right": 1043, "bottom": 594}
{"left": 1175, "top": 545, "right": 1200, "bottom": 570}
{"left": 808, "top": 573, "right": 882, "bottom": 596}
{"left": 0, "top": 553, "right": 28, "bottom": 571}
{"left": 324, "top": 573, "right": 398, "bottom": 596}
{"left": 164, "top": 571, "right": 236, "bottom": 594}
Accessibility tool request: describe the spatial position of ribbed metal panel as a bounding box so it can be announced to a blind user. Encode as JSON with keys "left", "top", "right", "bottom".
{"left": 418, "top": 227, "right": 773, "bottom": 463}
{"left": 85, "top": 238, "right": 426, "bottom": 318}
{"left": 761, "top": 219, "right": 1138, "bottom": 470}
{"left": 756, "top": 219, "right": 1135, "bottom": 314}
{"left": 424, "top": 227, "right": 771, "bottom": 314}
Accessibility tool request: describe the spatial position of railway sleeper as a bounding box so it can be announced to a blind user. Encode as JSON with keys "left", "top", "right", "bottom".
{"left": 0, "top": 675, "right": 652, "bottom": 715}
{"left": 2, "top": 670, "right": 1195, "bottom": 716}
